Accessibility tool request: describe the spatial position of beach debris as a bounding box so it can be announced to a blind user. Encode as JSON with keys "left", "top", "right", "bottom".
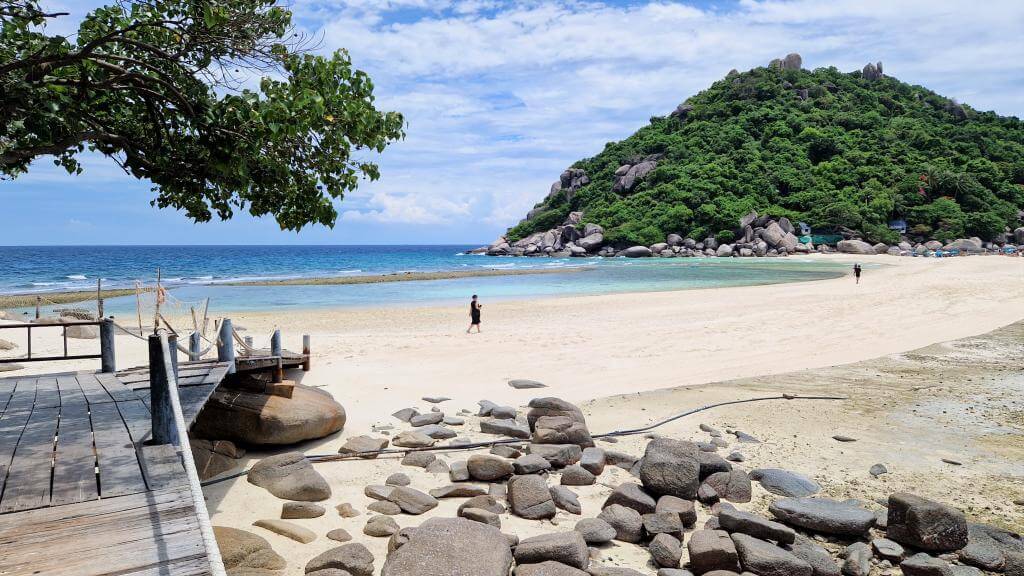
{"left": 869, "top": 463, "right": 888, "bottom": 477}
{"left": 364, "top": 515, "right": 399, "bottom": 537}
{"left": 598, "top": 503, "right": 643, "bottom": 543}
{"left": 749, "top": 468, "right": 821, "bottom": 497}
{"left": 392, "top": 431, "right": 435, "bottom": 448}
{"left": 252, "top": 518, "right": 316, "bottom": 543}
{"left": 247, "top": 452, "right": 331, "bottom": 501}
{"left": 832, "top": 434, "right": 858, "bottom": 442}
{"left": 509, "top": 379, "right": 547, "bottom": 389}
{"left": 422, "top": 396, "right": 450, "bottom": 403}
{"left": 508, "top": 474, "right": 557, "bottom": 519}
{"left": 213, "top": 526, "right": 287, "bottom": 573}
{"left": 327, "top": 528, "right": 352, "bottom": 542}
{"left": 410, "top": 412, "right": 444, "bottom": 427}
{"left": 550, "top": 485, "right": 582, "bottom": 515}
{"left": 338, "top": 435, "right": 389, "bottom": 458}
{"left": 886, "top": 493, "right": 968, "bottom": 552}
{"left": 194, "top": 382, "right": 346, "bottom": 445}
{"left": 379, "top": 518, "right": 513, "bottom": 576}
{"left": 306, "top": 543, "right": 375, "bottom": 576}
{"left": 480, "top": 418, "right": 531, "bottom": 438}
{"left": 335, "top": 502, "right": 359, "bottom": 517}
{"left": 513, "top": 531, "right": 590, "bottom": 570}
{"left": 943, "top": 458, "right": 964, "bottom": 466}
{"left": 732, "top": 430, "right": 761, "bottom": 443}
{"left": 367, "top": 500, "right": 402, "bottom": 515}
{"left": 281, "top": 502, "right": 324, "bottom": 519}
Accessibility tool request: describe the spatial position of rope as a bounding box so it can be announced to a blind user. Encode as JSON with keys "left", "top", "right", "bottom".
{"left": 200, "top": 394, "right": 846, "bottom": 487}
{"left": 156, "top": 333, "right": 227, "bottom": 576}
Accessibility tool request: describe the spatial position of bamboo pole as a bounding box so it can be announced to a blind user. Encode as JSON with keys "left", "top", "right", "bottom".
{"left": 135, "top": 281, "right": 143, "bottom": 336}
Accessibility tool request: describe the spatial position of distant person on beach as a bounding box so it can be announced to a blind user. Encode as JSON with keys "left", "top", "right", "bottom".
{"left": 467, "top": 294, "right": 482, "bottom": 333}
{"left": 853, "top": 263, "right": 862, "bottom": 284}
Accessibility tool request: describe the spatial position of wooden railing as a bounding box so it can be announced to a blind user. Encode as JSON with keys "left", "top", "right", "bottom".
{"left": 0, "top": 318, "right": 116, "bottom": 371}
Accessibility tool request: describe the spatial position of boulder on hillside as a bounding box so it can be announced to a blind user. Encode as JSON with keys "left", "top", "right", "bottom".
{"left": 836, "top": 240, "right": 876, "bottom": 255}
{"left": 193, "top": 382, "right": 345, "bottom": 445}
{"left": 577, "top": 233, "right": 604, "bottom": 252}
{"left": 613, "top": 160, "right": 657, "bottom": 193}
{"left": 381, "top": 517, "right": 512, "bottom": 576}
{"left": 247, "top": 452, "right": 331, "bottom": 501}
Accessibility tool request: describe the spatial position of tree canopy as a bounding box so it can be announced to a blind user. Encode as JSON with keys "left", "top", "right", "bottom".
{"left": 509, "top": 65, "right": 1024, "bottom": 246}
{"left": 0, "top": 0, "right": 405, "bottom": 230}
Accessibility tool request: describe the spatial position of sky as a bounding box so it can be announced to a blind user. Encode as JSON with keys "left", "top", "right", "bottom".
{"left": 2, "top": 0, "right": 1023, "bottom": 246}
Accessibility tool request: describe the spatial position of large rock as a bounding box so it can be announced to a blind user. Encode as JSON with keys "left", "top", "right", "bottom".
{"left": 750, "top": 469, "right": 820, "bottom": 497}
{"left": 247, "top": 452, "right": 330, "bottom": 501}
{"left": 578, "top": 233, "right": 604, "bottom": 252}
{"left": 306, "top": 543, "right": 375, "bottom": 576}
{"left": 480, "top": 418, "right": 530, "bottom": 439}
{"left": 192, "top": 438, "right": 242, "bottom": 480}
{"left": 943, "top": 239, "right": 984, "bottom": 253}
{"left": 614, "top": 161, "right": 657, "bottom": 193}
{"left": 194, "top": 383, "right": 345, "bottom": 445}
{"left": 836, "top": 240, "right": 876, "bottom": 255}
{"left": 214, "top": 526, "right": 286, "bottom": 573}
{"left": 639, "top": 438, "right": 700, "bottom": 499}
{"left": 381, "top": 518, "right": 512, "bottom": 576}
{"left": 508, "top": 475, "right": 557, "bottom": 519}
{"left": 468, "top": 454, "right": 515, "bottom": 481}
{"left": 533, "top": 415, "right": 593, "bottom": 448}
{"left": 719, "top": 507, "right": 795, "bottom": 544}
{"left": 688, "top": 529, "right": 741, "bottom": 574}
{"left": 1015, "top": 227, "right": 1024, "bottom": 245}
{"left": 528, "top": 443, "right": 582, "bottom": 467}
{"left": 386, "top": 486, "right": 439, "bottom": 515}
{"left": 621, "top": 246, "right": 653, "bottom": 258}
{"left": 887, "top": 493, "right": 968, "bottom": 552}
{"left": 732, "top": 533, "right": 812, "bottom": 576}
{"left": 598, "top": 504, "right": 643, "bottom": 543}
{"left": 768, "top": 498, "right": 876, "bottom": 537}
{"left": 514, "top": 532, "right": 589, "bottom": 570}
{"left": 603, "top": 482, "right": 656, "bottom": 514}
{"left": 338, "top": 435, "right": 389, "bottom": 458}
{"left": 703, "top": 470, "right": 751, "bottom": 503}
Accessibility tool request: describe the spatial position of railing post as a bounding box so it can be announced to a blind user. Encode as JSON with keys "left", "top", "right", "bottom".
{"left": 100, "top": 318, "right": 116, "bottom": 373}
{"left": 189, "top": 331, "right": 201, "bottom": 361}
{"left": 271, "top": 329, "right": 284, "bottom": 383}
{"left": 168, "top": 334, "right": 179, "bottom": 380}
{"left": 148, "top": 334, "right": 178, "bottom": 445}
{"left": 302, "top": 334, "right": 311, "bottom": 372}
{"left": 217, "top": 318, "right": 235, "bottom": 374}
{"left": 244, "top": 335, "right": 253, "bottom": 349}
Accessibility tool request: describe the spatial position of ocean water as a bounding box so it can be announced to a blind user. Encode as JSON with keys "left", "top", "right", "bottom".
{"left": 0, "top": 245, "right": 849, "bottom": 312}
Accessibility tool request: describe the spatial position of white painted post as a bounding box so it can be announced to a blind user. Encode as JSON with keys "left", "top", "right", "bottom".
{"left": 217, "top": 319, "right": 235, "bottom": 374}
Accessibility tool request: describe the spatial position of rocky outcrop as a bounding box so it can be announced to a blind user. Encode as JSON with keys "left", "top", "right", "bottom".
{"left": 193, "top": 382, "right": 345, "bottom": 446}
{"left": 863, "top": 62, "right": 884, "bottom": 81}
{"left": 837, "top": 239, "right": 876, "bottom": 255}
{"left": 769, "top": 53, "right": 803, "bottom": 70}
{"left": 613, "top": 158, "right": 658, "bottom": 193}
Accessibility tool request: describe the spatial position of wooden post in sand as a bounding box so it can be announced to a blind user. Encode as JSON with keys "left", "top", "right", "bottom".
{"left": 302, "top": 334, "right": 311, "bottom": 372}
{"left": 149, "top": 333, "right": 178, "bottom": 446}
{"left": 168, "top": 334, "right": 179, "bottom": 380}
{"left": 100, "top": 318, "right": 116, "bottom": 373}
{"left": 96, "top": 278, "right": 104, "bottom": 318}
{"left": 218, "top": 319, "right": 235, "bottom": 374}
{"left": 270, "top": 330, "right": 283, "bottom": 383}
{"left": 189, "top": 331, "right": 201, "bottom": 361}
{"left": 35, "top": 296, "right": 40, "bottom": 319}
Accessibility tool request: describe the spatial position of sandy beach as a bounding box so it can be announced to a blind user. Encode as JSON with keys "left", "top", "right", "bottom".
{"left": 3, "top": 254, "right": 1024, "bottom": 575}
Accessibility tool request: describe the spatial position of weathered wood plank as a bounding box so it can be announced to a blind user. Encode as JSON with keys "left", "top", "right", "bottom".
{"left": 73, "top": 373, "right": 113, "bottom": 405}
{"left": 0, "top": 485, "right": 210, "bottom": 576}
{"left": 0, "top": 406, "right": 59, "bottom": 513}
{"left": 89, "top": 402, "right": 147, "bottom": 498}
{"left": 0, "top": 409, "right": 32, "bottom": 497}
{"left": 139, "top": 444, "right": 188, "bottom": 491}
{"left": 114, "top": 398, "right": 151, "bottom": 445}
{"left": 50, "top": 404, "right": 98, "bottom": 507}
{"left": 34, "top": 377, "right": 60, "bottom": 409}
{"left": 0, "top": 378, "right": 16, "bottom": 414}
{"left": 3, "top": 379, "right": 36, "bottom": 415}
{"left": 55, "top": 375, "right": 86, "bottom": 407}
{"left": 94, "top": 371, "right": 135, "bottom": 402}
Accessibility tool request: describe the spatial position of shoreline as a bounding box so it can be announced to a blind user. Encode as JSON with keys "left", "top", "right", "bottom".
{"left": 219, "top": 265, "right": 590, "bottom": 286}
{"left": 0, "top": 288, "right": 147, "bottom": 309}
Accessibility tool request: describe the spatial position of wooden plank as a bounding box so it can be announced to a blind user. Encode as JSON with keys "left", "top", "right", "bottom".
{"left": 114, "top": 398, "right": 151, "bottom": 445}
{"left": 0, "top": 378, "right": 16, "bottom": 414}
{"left": 94, "top": 372, "right": 135, "bottom": 402}
{"left": 0, "top": 406, "right": 59, "bottom": 513}
{"left": 0, "top": 485, "right": 210, "bottom": 576}
{"left": 4, "top": 379, "right": 37, "bottom": 414}
{"left": 0, "top": 409, "right": 32, "bottom": 497}
{"left": 139, "top": 444, "right": 187, "bottom": 491}
{"left": 56, "top": 375, "right": 86, "bottom": 407}
{"left": 50, "top": 404, "right": 98, "bottom": 507}
{"left": 89, "top": 402, "right": 147, "bottom": 498}
{"left": 34, "top": 377, "right": 60, "bottom": 409}
{"left": 74, "top": 373, "right": 113, "bottom": 405}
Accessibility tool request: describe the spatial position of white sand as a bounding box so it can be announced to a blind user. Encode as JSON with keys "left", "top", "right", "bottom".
{"left": 4, "top": 254, "right": 1024, "bottom": 575}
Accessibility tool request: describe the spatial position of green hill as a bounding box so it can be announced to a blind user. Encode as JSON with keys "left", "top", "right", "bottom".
{"left": 507, "top": 57, "right": 1024, "bottom": 247}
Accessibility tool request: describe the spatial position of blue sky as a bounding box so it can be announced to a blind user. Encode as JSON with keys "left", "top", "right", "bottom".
{"left": 2, "top": 0, "right": 1023, "bottom": 245}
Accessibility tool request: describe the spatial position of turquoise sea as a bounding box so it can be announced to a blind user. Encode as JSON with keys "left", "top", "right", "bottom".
{"left": 0, "top": 245, "right": 849, "bottom": 313}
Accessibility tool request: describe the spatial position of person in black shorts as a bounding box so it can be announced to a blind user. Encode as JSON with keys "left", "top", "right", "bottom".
{"left": 853, "top": 263, "right": 862, "bottom": 284}
{"left": 466, "top": 294, "right": 482, "bottom": 333}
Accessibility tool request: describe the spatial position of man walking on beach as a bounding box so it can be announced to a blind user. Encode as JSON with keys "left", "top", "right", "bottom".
{"left": 854, "top": 263, "right": 862, "bottom": 284}
{"left": 467, "top": 294, "right": 482, "bottom": 333}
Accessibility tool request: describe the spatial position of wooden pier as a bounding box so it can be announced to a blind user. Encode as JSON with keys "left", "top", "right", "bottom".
{"left": 0, "top": 359, "right": 231, "bottom": 575}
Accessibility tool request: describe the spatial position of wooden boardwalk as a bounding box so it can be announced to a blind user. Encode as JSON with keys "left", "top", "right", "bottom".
{"left": 0, "top": 360, "right": 231, "bottom": 575}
